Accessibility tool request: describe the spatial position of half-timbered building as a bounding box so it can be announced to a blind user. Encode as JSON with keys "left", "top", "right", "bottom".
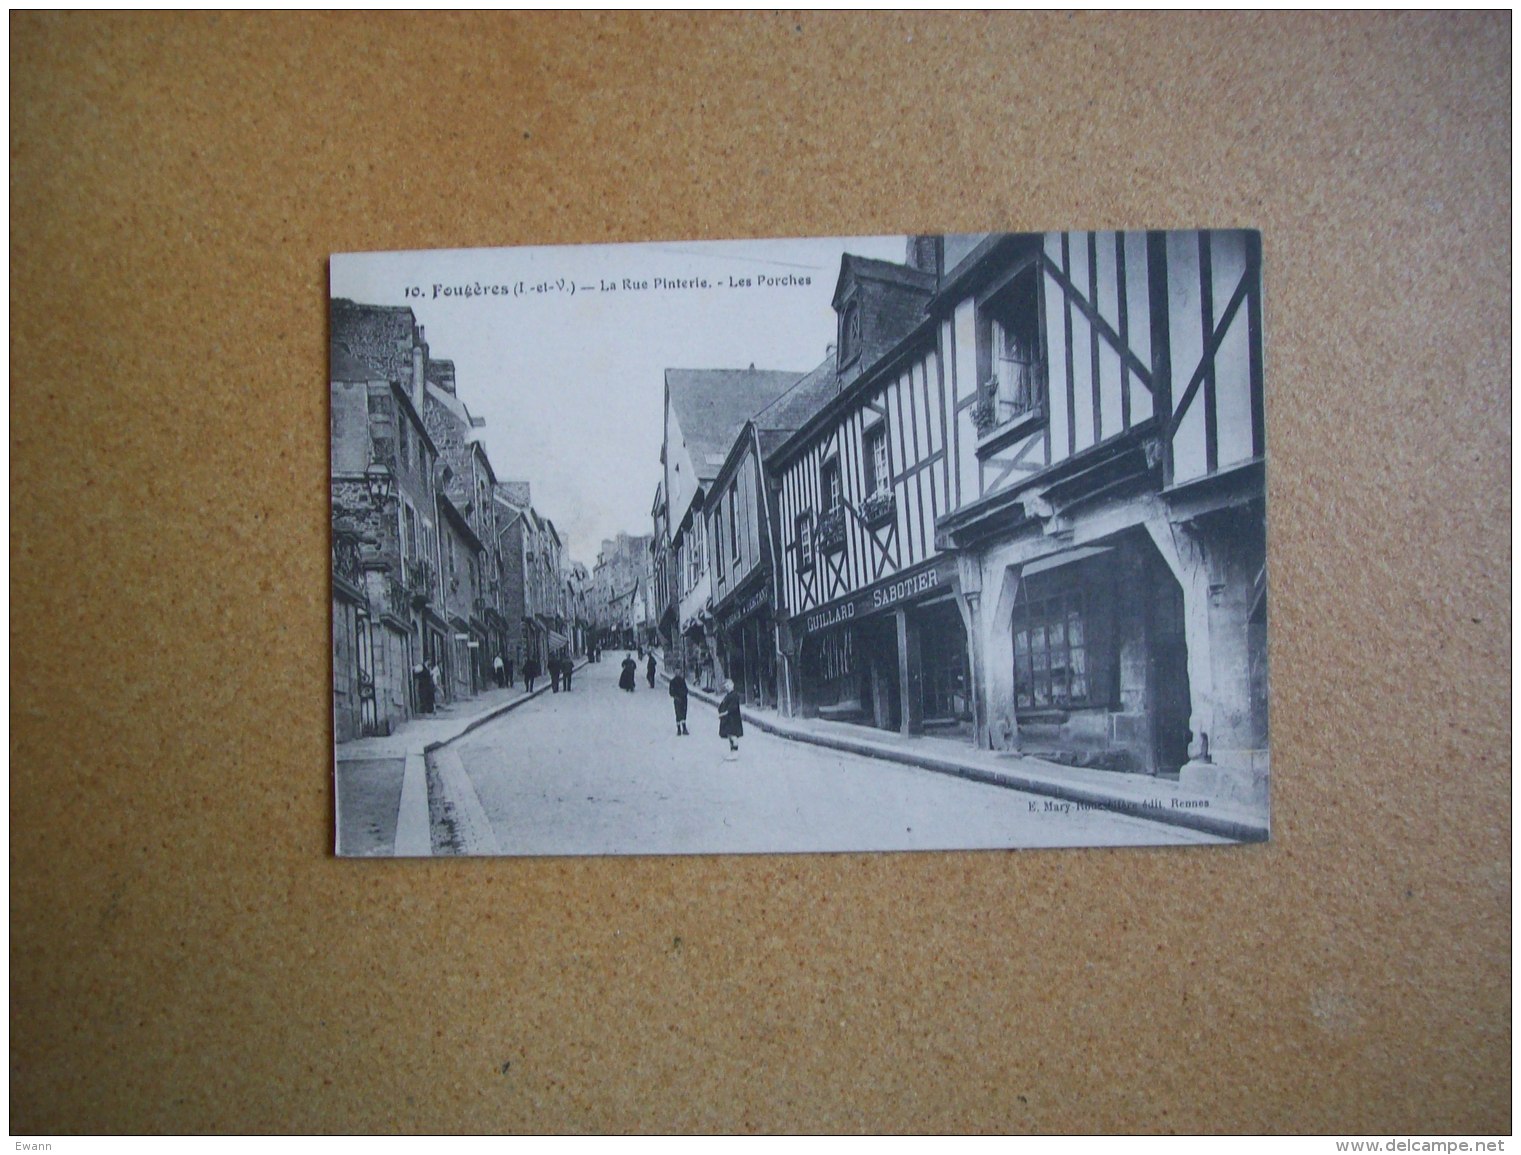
{"left": 932, "top": 230, "right": 1267, "bottom": 798}
{"left": 772, "top": 232, "right": 1267, "bottom": 803}
{"left": 703, "top": 356, "right": 843, "bottom": 710}
{"left": 771, "top": 249, "right": 970, "bottom": 736}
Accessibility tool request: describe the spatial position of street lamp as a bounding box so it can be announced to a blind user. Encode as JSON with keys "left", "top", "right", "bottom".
{"left": 365, "top": 460, "right": 396, "bottom": 507}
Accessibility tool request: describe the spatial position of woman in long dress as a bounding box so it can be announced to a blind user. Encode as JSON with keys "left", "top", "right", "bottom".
{"left": 619, "top": 653, "right": 637, "bottom": 692}
{"left": 717, "top": 679, "right": 743, "bottom": 758}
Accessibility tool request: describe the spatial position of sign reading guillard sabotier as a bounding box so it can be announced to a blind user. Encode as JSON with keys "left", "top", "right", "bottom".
{"left": 797, "top": 556, "right": 959, "bottom": 636}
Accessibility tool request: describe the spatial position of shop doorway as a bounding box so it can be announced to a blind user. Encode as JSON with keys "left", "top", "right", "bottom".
{"left": 859, "top": 615, "right": 900, "bottom": 731}
{"left": 919, "top": 600, "right": 971, "bottom": 732}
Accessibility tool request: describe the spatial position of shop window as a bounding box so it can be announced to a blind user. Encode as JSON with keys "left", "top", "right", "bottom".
{"left": 975, "top": 266, "right": 1046, "bottom": 436}
{"left": 812, "top": 627, "right": 854, "bottom": 680}
{"left": 1014, "top": 592, "right": 1091, "bottom": 710}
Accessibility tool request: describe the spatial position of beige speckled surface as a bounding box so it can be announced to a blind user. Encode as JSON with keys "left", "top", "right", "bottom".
{"left": 11, "top": 12, "right": 1510, "bottom": 1134}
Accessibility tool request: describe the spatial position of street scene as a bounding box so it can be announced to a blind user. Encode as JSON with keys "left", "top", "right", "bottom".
{"left": 443, "top": 654, "right": 1219, "bottom": 855}
{"left": 332, "top": 231, "right": 1269, "bottom": 856}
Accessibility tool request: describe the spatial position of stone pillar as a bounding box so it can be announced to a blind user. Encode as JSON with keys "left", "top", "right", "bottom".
{"left": 775, "top": 620, "right": 800, "bottom": 717}
{"left": 1142, "top": 518, "right": 1215, "bottom": 762}
{"left": 954, "top": 555, "right": 985, "bottom": 747}
{"left": 983, "top": 564, "right": 1023, "bottom": 752}
{"left": 897, "top": 608, "right": 923, "bottom": 736}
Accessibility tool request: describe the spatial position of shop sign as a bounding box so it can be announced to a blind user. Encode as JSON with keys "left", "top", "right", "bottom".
{"left": 718, "top": 587, "right": 769, "bottom": 633}
{"left": 797, "top": 554, "right": 959, "bottom": 637}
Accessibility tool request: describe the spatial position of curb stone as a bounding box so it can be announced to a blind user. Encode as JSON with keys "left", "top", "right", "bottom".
{"left": 420, "top": 658, "right": 592, "bottom": 856}
{"left": 662, "top": 669, "right": 1268, "bottom": 844}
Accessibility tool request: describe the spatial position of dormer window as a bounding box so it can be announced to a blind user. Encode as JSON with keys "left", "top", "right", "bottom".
{"left": 839, "top": 299, "right": 863, "bottom": 366}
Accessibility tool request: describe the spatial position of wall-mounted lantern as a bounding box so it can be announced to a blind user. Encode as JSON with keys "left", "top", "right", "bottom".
{"left": 365, "top": 460, "right": 396, "bottom": 507}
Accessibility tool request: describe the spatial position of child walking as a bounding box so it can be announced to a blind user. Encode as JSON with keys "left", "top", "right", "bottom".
{"left": 669, "top": 665, "right": 689, "bottom": 736}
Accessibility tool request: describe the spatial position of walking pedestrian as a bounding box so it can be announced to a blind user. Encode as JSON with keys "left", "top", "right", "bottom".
{"left": 492, "top": 654, "right": 505, "bottom": 688}
{"left": 523, "top": 655, "right": 540, "bottom": 694}
{"left": 505, "top": 653, "right": 515, "bottom": 688}
{"left": 718, "top": 679, "right": 743, "bottom": 759}
{"left": 550, "top": 654, "right": 562, "bottom": 693}
{"left": 561, "top": 652, "right": 574, "bottom": 691}
{"left": 414, "top": 662, "right": 435, "bottom": 714}
{"left": 645, "top": 652, "right": 657, "bottom": 688}
{"left": 619, "top": 653, "right": 637, "bottom": 692}
{"left": 669, "top": 665, "right": 689, "bottom": 736}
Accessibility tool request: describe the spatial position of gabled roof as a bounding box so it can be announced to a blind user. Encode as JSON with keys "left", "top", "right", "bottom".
{"left": 665, "top": 368, "right": 803, "bottom": 484}
{"left": 752, "top": 352, "right": 838, "bottom": 441}
{"left": 832, "top": 254, "right": 936, "bottom": 310}
{"left": 426, "top": 379, "right": 473, "bottom": 427}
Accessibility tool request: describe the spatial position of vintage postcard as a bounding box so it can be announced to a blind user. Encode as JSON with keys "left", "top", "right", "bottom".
{"left": 331, "top": 231, "right": 1269, "bottom": 856}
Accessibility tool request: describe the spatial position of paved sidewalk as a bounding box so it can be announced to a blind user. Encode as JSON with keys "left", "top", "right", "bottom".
{"left": 335, "top": 660, "right": 590, "bottom": 856}
{"left": 661, "top": 656, "right": 1269, "bottom": 843}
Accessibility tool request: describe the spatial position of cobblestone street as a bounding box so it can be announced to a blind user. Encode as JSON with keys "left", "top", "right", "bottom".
{"left": 449, "top": 661, "right": 1220, "bottom": 856}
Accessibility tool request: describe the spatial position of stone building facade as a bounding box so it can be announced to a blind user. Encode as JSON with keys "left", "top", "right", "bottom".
{"left": 332, "top": 299, "right": 586, "bottom": 739}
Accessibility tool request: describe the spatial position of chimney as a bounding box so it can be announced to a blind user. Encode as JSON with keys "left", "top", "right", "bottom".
{"left": 905, "top": 234, "right": 941, "bottom": 276}
{"left": 412, "top": 335, "right": 427, "bottom": 414}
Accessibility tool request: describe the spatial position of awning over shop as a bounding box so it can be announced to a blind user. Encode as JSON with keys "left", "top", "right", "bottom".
{"left": 547, "top": 630, "right": 569, "bottom": 651}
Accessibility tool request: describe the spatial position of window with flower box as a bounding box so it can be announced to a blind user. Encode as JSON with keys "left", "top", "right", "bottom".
{"left": 817, "top": 459, "right": 847, "bottom": 552}
{"left": 861, "top": 424, "right": 895, "bottom": 526}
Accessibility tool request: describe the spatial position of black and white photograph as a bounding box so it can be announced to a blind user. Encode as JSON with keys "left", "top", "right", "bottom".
{"left": 331, "top": 230, "right": 1269, "bottom": 856}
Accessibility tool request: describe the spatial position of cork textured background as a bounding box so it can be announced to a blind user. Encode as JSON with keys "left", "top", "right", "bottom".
{"left": 10, "top": 12, "right": 1510, "bottom": 1134}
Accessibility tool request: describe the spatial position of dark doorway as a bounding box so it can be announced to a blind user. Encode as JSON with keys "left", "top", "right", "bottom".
{"left": 1147, "top": 557, "right": 1192, "bottom": 774}
{"left": 919, "top": 600, "right": 971, "bottom": 730}
{"left": 859, "top": 615, "right": 901, "bottom": 731}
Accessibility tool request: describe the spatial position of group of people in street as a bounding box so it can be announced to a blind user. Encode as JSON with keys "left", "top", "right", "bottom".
{"left": 491, "top": 653, "right": 515, "bottom": 689}
{"left": 625, "top": 652, "right": 744, "bottom": 760}
{"left": 475, "top": 643, "right": 745, "bottom": 759}
{"left": 518, "top": 652, "right": 576, "bottom": 694}
{"left": 617, "top": 651, "right": 659, "bottom": 692}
